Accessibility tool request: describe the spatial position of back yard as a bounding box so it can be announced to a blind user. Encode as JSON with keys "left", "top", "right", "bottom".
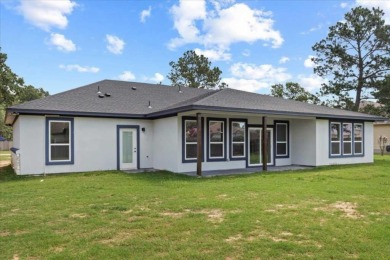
{"left": 0, "top": 155, "right": 389, "bottom": 259}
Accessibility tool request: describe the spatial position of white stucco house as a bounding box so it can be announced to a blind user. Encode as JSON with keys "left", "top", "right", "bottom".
{"left": 4, "top": 80, "right": 385, "bottom": 175}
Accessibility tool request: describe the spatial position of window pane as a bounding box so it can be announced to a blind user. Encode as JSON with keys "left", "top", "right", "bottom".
{"left": 343, "top": 142, "right": 352, "bottom": 155}
{"left": 210, "top": 121, "right": 223, "bottom": 142}
{"left": 50, "top": 122, "right": 70, "bottom": 144}
{"left": 331, "top": 143, "right": 340, "bottom": 155}
{"left": 355, "top": 142, "right": 362, "bottom": 154}
{"left": 232, "top": 122, "right": 245, "bottom": 142}
{"left": 276, "top": 124, "right": 287, "bottom": 142}
{"left": 354, "top": 124, "right": 363, "bottom": 141}
{"left": 232, "top": 143, "right": 244, "bottom": 157}
{"left": 210, "top": 143, "right": 223, "bottom": 157}
{"left": 186, "top": 144, "right": 197, "bottom": 159}
{"left": 51, "top": 145, "right": 69, "bottom": 161}
{"left": 185, "top": 121, "right": 198, "bottom": 142}
{"left": 277, "top": 143, "right": 287, "bottom": 155}
{"left": 122, "top": 131, "right": 133, "bottom": 163}
{"left": 343, "top": 123, "right": 352, "bottom": 141}
{"left": 330, "top": 123, "right": 340, "bottom": 141}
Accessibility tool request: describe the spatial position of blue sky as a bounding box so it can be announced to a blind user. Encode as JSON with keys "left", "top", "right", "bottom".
{"left": 1, "top": 0, "right": 389, "bottom": 95}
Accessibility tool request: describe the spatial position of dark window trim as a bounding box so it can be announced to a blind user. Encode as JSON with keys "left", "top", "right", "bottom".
{"left": 206, "top": 117, "right": 227, "bottom": 162}
{"left": 328, "top": 120, "right": 365, "bottom": 158}
{"left": 274, "top": 120, "right": 290, "bottom": 158}
{"left": 246, "top": 124, "right": 275, "bottom": 168}
{"left": 116, "top": 125, "right": 140, "bottom": 170}
{"left": 182, "top": 116, "right": 205, "bottom": 163}
{"left": 229, "top": 118, "right": 248, "bottom": 161}
{"left": 45, "top": 117, "right": 74, "bottom": 165}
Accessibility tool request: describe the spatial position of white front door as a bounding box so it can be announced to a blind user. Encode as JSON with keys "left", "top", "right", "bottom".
{"left": 119, "top": 128, "right": 137, "bottom": 170}
{"left": 248, "top": 127, "right": 274, "bottom": 166}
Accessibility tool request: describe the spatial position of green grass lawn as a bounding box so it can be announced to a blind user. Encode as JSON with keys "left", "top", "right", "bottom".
{"left": 1, "top": 156, "right": 389, "bottom": 259}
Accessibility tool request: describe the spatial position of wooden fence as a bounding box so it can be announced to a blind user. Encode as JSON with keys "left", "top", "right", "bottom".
{"left": 0, "top": 141, "right": 13, "bottom": 151}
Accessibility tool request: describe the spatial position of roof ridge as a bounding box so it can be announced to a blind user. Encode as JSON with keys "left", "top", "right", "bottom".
{"left": 191, "top": 88, "right": 225, "bottom": 105}
{"left": 152, "top": 89, "right": 219, "bottom": 112}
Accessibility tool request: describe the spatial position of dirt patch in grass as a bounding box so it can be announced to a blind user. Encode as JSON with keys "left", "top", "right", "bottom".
{"left": 70, "top": 213, "right": 88, "bottom": 219}
{"left": 199, "top": 209, "right": 224, "bottom": 223}
{"left": 160, "top": 212, "right": 184, "bottom": 218}
{"left": 315, "top": 201, "right": 363, "bottom": 219}
{"left": 331, "top": 201, "right": 363, "bottom": 219}
{"left": 225, "top": 234, "right": 243, "bottom": 243}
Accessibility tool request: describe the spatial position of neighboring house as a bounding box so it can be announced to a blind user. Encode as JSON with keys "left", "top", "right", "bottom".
{"left": 4, "top": 80, "right": 385, "bottom": 175}
{"left": 373, "top": 121, "right": 390, "bottom": 153}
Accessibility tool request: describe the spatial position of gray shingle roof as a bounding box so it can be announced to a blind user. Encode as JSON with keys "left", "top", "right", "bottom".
{"left": 6, "top": 79, "right": 385, "bottom": 121}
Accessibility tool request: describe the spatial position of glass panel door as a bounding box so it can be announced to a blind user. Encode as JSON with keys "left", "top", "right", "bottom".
{"left": 120, "top": 128, "right": 137, "bottom": 170}
{"left": 248, "top": 127, "right": 273, "bottom": 166}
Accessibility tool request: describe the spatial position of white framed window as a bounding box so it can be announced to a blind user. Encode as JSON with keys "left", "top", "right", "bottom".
{"left": 275, "top": 122, "right": 289, "bottom": 157}
{"left": 208, "top": 119, "right": 225, "bottom": 160}
{"left": 184, "top": 119, "right": 198, "bottom": 160}
{"left": 354, "top": 123, "right": 363, "bottom": 155}
{"left": 329, "top": 121, "right": 364, "bottom": 157}
{"left": 231, "top": 121, "right": 246, "bottom": 158}
{"left": 342, "top": 123, "right": 352, "bottom": 155}
{"left": 46, "top": 118, "right": 74, "bottom": 165}
{"left": 330, "top": 122, "right": 341, "bottom": 156}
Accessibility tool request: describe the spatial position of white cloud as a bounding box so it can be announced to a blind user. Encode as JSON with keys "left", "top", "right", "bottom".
{"left": 59, "top": 64, "right": 99, "bottom": 73}
{"left": 169, "top": 1, "right": 283, "bottom": 61}
{"left": 106, "top": 34, "right": 125, "bottom": 55}
{"left": 49, "top": 33, "right": 76, "bottom": 52}
{"left": 222, "top": 77, "right": 269, "bottom": 92}
{"left": 230, "top": 63, "right": 292, "bottom": 82}
{"left": 340, "top": 2, "right": 349, "bottom": 8}
{"left": 140, "top": 6, "right": 152, "bottom": 23}
{"left": 297, "top": 74, "right": 325, "bottom": 92}
{"left": 169, "top": 0, "right": 206, "bottom": 48}
{"left": 149, "top": 73, "right": 164, "bottom": 83}
{"left": 304, "top": 55, "right": 315, "bottom": 68}
{"left": 118, "top": 71, "right": 136, "bottom": 81}
{"left": 356, "top": 0, "right": 390, "bottom": 24}
{"left": 194, "top": 48, "right": 231, "bottom": 61}
{"left": 224, "top": 62, "right": 292, "bottom": 93}
{"left": 279, "top": 56, "right": 290, "bottom": 64}
{"left": 17, "top": 0, "right": 76, "bottom": 31}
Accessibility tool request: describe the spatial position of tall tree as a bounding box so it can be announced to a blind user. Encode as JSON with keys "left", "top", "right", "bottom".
{"left": 0, "top": 51, "right": 49, "bottom": 140}
{"left": 312, "top": 6, "right": 390, "bottom": 111}
{"left": 167, "top": 50, "right": 227, "bottom": 89}
{"left": 270, "top": 82, "right": 320, "bottom": 104}
{"left": 373, "top": 74, "right": 390, "bottom": 116}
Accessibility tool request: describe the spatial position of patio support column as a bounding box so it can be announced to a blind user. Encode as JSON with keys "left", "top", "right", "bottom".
{"left": 262, "top": 116, "right": 268, "bottom": 171}
{"left": 196, "top": 113, "right": 202, "bottom": 176}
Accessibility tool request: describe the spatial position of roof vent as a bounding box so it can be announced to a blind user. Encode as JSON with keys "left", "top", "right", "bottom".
{"left": 178, "top": 85, "right": 183, "bottom": 94}
{"left": 98, "top": 94, "right": 105, "bottom": 98}
{"left": 97, "top": 86, "right": 102, "bottom": 94}
{"left": 148, "top": 100, "right": 152, "bottom": 109}
{"left": 132, "top": 86, "right": 137, "bottom": 90}
{"left": 105, "top": 93, "right": 111, "bottom": 97}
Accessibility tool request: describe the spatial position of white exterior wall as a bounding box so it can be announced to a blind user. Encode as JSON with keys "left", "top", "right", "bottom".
{"left": 14, "top": 113, "right": 375, "bottom": 175}
{"left": 152, "top": 117, "right": 180, "bottom": 172}
{"left": 315, "top": 120, "right": 374, "bottom": 165}
{"left": 16, "top": 115, "right": 153, "bottom": 175}
{"left": 290, "top": 118, "right": 317, "bottom": 166}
